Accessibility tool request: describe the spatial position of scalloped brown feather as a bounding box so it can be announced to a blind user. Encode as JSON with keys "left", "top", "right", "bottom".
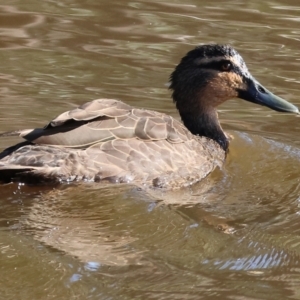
{"left": 0, "top": 99, "right": 225, "bottom": 188}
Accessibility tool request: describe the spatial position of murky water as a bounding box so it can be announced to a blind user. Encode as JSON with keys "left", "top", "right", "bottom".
{"left": 1, "top": 0, "right": 300, "bottom": 299}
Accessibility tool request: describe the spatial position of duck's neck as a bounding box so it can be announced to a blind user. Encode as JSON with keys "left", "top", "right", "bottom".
{"left": 179, "top": 109, "right": 229, "bottom": 151}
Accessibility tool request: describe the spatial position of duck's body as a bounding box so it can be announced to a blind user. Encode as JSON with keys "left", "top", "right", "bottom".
{"left": 0, "top": 99, "right": 224, "bottom": 187}
{"left": 0, "top": 45, "right": 298, "bottom": 188}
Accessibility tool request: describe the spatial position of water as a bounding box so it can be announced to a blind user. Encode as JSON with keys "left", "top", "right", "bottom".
{"left": 1, "top": 0, "right": 300, "bottom": 299}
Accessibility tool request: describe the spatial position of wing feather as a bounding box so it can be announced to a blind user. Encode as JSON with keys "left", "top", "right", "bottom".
{"left": 1, "top": 99, "right": 192, "bottom": 149}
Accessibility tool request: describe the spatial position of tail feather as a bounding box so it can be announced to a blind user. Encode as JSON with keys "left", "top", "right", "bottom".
{"left": 0, "top": 165, "right": 61, "bottom": 184}
{"left": 0, "top": 130, "right": 23, "bottom": 137}
{"left": 0, "top": 141, "right": 31, "bottom": 159}
{"left": 0, "top": 167, "right": 33, "bottom": 183}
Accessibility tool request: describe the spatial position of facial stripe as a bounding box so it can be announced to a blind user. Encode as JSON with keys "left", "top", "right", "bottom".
{"left": 194, "top": 56, "right": 227, "bottom": 65}
{"left": 195, "top": 54, "right": 251, "bottom": 80}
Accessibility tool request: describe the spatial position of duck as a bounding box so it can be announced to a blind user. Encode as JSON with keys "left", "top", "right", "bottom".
{"left": 0, "top": 44, "right": 298, "bottom": 188}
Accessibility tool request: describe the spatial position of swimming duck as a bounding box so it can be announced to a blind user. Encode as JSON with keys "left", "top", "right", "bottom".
{"left": 0, "top": 44, "right": 298, "bottom": 188}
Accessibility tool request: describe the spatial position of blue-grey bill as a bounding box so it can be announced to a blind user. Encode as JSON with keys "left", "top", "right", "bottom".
{"left": 238, "top": 78, "right": 299, "bottom": 114}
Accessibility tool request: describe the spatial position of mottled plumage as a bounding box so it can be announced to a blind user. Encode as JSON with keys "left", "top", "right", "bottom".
{"left": 0, "top": 44, "right": 298, "bottom": 188}
{"left": 0, "top": 99, "right": 223, "bottom": 187}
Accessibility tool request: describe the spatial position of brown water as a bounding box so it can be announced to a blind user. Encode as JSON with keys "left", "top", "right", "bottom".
{"left": 1, "top": 0, "right": 300, "bottom": 299}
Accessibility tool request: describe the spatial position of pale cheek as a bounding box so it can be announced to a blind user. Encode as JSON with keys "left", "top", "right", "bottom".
{"left": 210, "top": 80, "right": 239, "bottom": 103}
{"left": 224, "top": 76, "right": 245, "bottom": 98}
{"left": 206, "top": 73, "right": 244, "bottom": 106}
{"left": 231, "top": 78, "right": 245, "bottom": 89}
{"left": 229, "top": 80, "right": 243, "bottom": 96}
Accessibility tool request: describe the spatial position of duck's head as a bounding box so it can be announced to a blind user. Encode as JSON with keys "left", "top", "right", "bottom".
{"left": 170, "top": 44, "right": 298, "bottom": 150}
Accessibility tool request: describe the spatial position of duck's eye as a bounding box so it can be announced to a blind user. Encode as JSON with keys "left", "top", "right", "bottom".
{"left": 220, "top": 61, "right": 232, "bottom": 72}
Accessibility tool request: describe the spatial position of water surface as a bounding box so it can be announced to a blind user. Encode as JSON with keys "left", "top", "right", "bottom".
{"left": 1, "top": 0, "right": 300, "bottom": 299}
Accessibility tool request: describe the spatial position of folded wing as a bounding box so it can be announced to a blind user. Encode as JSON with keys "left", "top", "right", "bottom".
{"left": 4, "top": 99, "right": 191, "bottom": 148}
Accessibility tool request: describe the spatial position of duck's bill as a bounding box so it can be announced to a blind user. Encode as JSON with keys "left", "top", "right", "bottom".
{"left": 238, "top": 78, "right": 299, "bottom": 114}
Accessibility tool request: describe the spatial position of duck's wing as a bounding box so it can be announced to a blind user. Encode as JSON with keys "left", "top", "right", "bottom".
{"left": 1, "top": 99, "right": 191, "bottom": 149}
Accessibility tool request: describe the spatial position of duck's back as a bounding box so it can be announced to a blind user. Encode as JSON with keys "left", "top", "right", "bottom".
{"left": 0, "top": 99, "right": 225, "bottom": 188}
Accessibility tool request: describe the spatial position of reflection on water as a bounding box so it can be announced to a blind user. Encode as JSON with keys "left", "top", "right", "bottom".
{"left": 1, "top": 0, "right": 300, "bottom": 299}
